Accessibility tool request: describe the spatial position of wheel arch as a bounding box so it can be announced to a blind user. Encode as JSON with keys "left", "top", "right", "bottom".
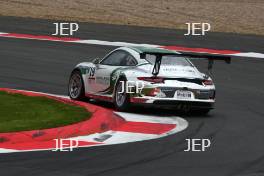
{"left": 112, "top": 73, "right": 127, "bottom": 100}
{"left": 68, "top": 67, "right": 86, "bottom": 100}
{"left": 69, "top": 67, "right": 87, "bottom": 95}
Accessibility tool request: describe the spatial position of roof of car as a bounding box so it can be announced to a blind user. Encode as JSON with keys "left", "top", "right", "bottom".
{"left": 127, "top": 46, "right": 179, "bottom": 55}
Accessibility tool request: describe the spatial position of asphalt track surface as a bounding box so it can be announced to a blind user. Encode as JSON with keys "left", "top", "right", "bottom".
{"left": 0, "top": 16, "right": 264, "bottom": 176}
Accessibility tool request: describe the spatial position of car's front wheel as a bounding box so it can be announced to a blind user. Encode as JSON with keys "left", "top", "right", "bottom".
{"left": 68, "top": 69, "right": 85, "bottom": 100}
{"left": 114, "top": 79, "right": 130, "bottom": 111}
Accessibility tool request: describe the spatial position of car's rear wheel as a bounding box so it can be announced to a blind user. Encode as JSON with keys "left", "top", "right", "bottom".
{"left": 68, "top": 70, "right": 85, "bottom": 100}
{"left": 114, "top": 79, "right": 130, "bottom": 111}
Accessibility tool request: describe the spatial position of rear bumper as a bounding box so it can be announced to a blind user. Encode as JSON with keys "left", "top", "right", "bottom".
{"left": 130, "top": 97, "right": 215, "bottom": 109}
{"left": 152, "top": 100, "right": 214, "bottom": 109}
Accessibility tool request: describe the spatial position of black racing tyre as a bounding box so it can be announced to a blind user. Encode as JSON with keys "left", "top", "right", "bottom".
{"left": 198, "top": 108, "right": 211, "bottom": 114}
{"left": 68, "top": 69, "right": 85, "bottom": 100}
{"left": 114, "top": 78, "right": 130, "bottom": 111}
{"left": 191, "top": 108, "right": 211, "bottom": 115}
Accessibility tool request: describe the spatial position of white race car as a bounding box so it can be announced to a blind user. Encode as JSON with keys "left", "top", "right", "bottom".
{"left": 68, "top": 46, "right": 230, "bottom": 114}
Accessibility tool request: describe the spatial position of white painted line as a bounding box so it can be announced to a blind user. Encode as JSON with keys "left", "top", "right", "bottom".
{"left": 0, "top": 148, "right": 18, "bottom": 153}
{"left": 230, "top": 52, "right": 264, "bottom": 58}
{"left": 70, "top": 113, "right": 188, "bottom": 145}
{"left": 73, "top": 40, "right": 160, "bottom": 48}
{"left": 98, "top": 131, "right": 158, "bottom": 144}
{"left": 73, "top": 112, "right": 189, "bottom": 145}
{"left": 0, "top": 31, "right": 264, "bottom": 58}
{"left": 115, "top": 112, "right": 179, "bottom": 124}
{"left": 0, "top": 90, "right": 188, "bottom": 153}
{"left": 70, "top": 131, "right": 158, "bottom": 144}
{"left": 29, "top": 115, "right": 188, "bottom": 152}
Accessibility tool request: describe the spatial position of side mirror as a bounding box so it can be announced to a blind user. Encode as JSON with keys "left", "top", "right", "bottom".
{"left": 93, "top": 58, "right": 101, "bottom": 64}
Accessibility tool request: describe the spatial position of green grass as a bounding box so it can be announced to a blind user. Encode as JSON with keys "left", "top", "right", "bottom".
{"left": 0, "top": 91, "right": 91, "bottom": 133}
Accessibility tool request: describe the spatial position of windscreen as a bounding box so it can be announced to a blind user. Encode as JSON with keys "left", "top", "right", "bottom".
{"left": 145, "top": 54, "right": 193, "bottom": 67}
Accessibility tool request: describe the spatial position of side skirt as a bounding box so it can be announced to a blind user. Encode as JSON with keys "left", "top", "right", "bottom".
{"left": 85, "top": 92, "right": 113, "bottom": 102}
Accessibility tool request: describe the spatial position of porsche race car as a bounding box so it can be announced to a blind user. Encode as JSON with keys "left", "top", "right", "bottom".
{"left": 68, "top": 46, "right": 230, "bottom": 114}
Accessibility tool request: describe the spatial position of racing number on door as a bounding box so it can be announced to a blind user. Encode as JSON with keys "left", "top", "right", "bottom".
{"left": 89, "top": 67, "right": 95, "bottom": 77}
{"left": 86, "top": 67, "right": 95, "bottom": 79}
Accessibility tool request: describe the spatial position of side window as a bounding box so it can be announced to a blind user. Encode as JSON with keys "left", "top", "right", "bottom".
{"left": 121, "top": 54, "right": 137, "bottom": 66}
{"left": 100, "top": 50, "right": 127, "bottom": 66}
{"left": 100, "top": 50, "right": 138, "bottom": 66}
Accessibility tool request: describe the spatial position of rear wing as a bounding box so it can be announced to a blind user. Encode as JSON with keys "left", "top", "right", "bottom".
{"left": 140, "top": 52, "right": 231, "bottom": 76}
{"left": 178, "top": 53, "right": 231, "bottom": 76}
